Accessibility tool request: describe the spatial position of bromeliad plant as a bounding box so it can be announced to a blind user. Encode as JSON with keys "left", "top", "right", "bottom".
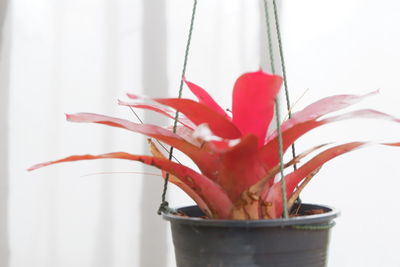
{"left": 29, "top": 70, "right": 400, "bottom": 220}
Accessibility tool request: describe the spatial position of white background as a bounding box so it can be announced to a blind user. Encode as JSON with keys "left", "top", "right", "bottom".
{"left": 1, "top": 0, "right": 400, "bottom": 266}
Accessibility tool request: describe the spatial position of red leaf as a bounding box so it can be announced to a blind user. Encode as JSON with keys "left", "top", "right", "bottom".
{"left": 257, "top": 143, "right": 330, "bottom": 202}
{"left": 65, "top": 113, "right": 220, "bottom": 179}
{"left": 118, "top": 100, "right": 195, "bottom": 129}
{"left": 264, "top": 142, "right": 366, "bottom": 218}
{"left": 385, "top": 142, "right": 400, "bottom": 146}
{"left": 66, "top": 113, "right": 188, "bottom": 147}
{"left": 261, "top": 109, "right": 400, "bottom": 170}
{"left": 184, "top": 78, "right": 229, "bottom": 118}
{"left": 155, "top": 98, "right": 242, "bottom": 139}
{"left": 232, "top": 70, "right": 282, "bottom": 147}
{"left": 268, "top": 91, "right": 378, "bottom": 139}
{"left": 260, "top": 120, "right": 324, "bottom": 169}
{"left": 167, "top": 126, "right": 201, "bottom": 146}
{"left": 28, "top": 152, "right": 233, "bottom": 219}
{"left": 324, "top": 109, "right": 400, "bottom": 123}
{"left": 148, "top": 139, "right": 212, "bottom": 217}
{"left": 218, "top": 134, "right": 267, "bottom": 202}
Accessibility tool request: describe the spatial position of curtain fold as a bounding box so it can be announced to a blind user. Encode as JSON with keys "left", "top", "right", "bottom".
{"left": 91, "top": 1, "right": 119, "bottom": 266}
{"left": 140, "top": 0, "right": 168, "bottom": 266}
{"left": 0, "top": 0, "right": 10, "bottom": 266}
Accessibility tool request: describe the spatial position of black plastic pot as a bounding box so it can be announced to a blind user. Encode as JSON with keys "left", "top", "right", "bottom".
{"left": 163, "top": 203, "right": 339, "bottom": 267}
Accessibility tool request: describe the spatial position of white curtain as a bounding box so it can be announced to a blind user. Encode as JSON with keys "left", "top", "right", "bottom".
{"left": 0, "top": 0, "right": 10, "bottom": 266}
{"left": 283, "top": 2, "right": 400, "bottom": 267}
{"left": 2, "top": 1, "right": 400, "bottom": 267}
{"left": 4, "top": 1, "right": 261, "bottom": 267}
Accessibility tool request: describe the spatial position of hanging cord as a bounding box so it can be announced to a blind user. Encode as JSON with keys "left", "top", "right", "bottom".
{"left": 271, "top": 0, "right": 298, "bottom": 172}
{"left": 264, "top": 0, "right": 297, "bottom": 170}
{"left": 270, "top": 0, "right": 302, "bottom": 209}
{"left": 264, "top": 2, "right": 336, "bottom": 228}
{"left": 158, "top": 0, "right": 198, "bottom": 215}
{"left": 263, "top": 0, "right": 291, "bottom": 218}
{"left": 274, "top": 93, "right": 289, "bottom": 218}
{"left": 264, "top": 0, "right": 276, "bottom": 74}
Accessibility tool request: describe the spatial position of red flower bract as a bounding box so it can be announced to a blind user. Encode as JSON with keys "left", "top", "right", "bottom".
{"left": 29, "top": 70, "right": 400, "bottom": 220}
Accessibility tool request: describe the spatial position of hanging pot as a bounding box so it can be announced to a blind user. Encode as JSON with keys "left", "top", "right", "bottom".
{"left": 163, "top": 203, "right": 339, "bottom": 267}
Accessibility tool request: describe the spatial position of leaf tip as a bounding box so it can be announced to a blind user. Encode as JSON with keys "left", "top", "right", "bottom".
{"left": 183, "top": 77, "right": 193, "bottom": 87}
{"left": 27, "top": 162, "right": 47, "bottom": 171}
{"left": 127, "top": 93, "right": 138, "bottom": 99}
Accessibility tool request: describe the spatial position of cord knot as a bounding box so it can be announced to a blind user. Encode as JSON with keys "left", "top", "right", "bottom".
{"left": 157, "top": 201, "right": 177, "bottom": 215}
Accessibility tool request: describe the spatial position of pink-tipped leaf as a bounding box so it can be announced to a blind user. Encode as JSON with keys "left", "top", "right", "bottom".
{"left": 264, "top": 142, "right": 366, "bottom": 218}
{"left": 148, "top": 139, "right": 212, "bottom": 217}
{"left": 155, "top": 98, "right": 242, "bottom": 139}
{"left": 118, "top": 100, "right": 195, "bottom": 129}
{"left": 28, "top": 152, "right": 233, "bottom": 219}
{"left": 184, "top": 78, "right": 229, "bottom": 118}
{"left": 261, "top": 109, "right": 400, "bottom": 169}
{"left": 268, "top": 91, "right": 379, "bottom": 140}
{"left": 65, "top": 113, "right": 220, "bottom": 179}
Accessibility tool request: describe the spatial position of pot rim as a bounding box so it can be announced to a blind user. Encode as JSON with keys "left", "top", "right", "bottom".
{"left": 162, "top": 203, "right": 340, "bottom": 227}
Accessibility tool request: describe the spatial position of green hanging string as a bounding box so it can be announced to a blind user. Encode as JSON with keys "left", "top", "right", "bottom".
{"left": 270, "top": 0, "right": 298, "bottom": 173}
{"left": 262, "top": 0, "right": 290, "bottom": 219}
{"left": 158, "top": 0, "right": 198, "bottom": 215}
{"left": 264, "top": 0, "right": 276, "bottom": 74}
{"left": 264, "top": 1, "right": 336, "bottom": 230}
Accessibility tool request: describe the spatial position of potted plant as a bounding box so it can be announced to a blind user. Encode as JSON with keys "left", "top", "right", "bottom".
{"left": 29, "top": 70, "right": 400, "bottom": 267}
